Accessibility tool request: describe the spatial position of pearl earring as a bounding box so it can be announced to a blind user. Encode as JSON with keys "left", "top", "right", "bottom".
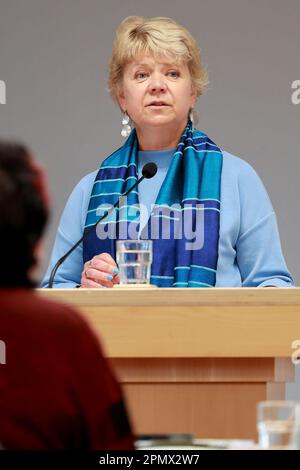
{"left": 121, "top": 111, "right": 132, "bottom": 137}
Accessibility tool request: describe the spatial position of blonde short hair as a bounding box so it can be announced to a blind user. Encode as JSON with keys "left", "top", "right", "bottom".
{"left": 108, "top": 16, "right": 209, "bottom": 103}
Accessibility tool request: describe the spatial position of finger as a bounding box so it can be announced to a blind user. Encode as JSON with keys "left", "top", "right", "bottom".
{"left": 81, "top": 273, "right": 114, "bottom": 289}
{"left": 101, "top": 280, "right": 115, "bottom": 288}
{"left": 84, "top": 267, "right": 116, "bottom": 285}
{"left": 112, "top": 274, "right": 120, "bottom": 284}
{"left": 96, "top": 252, "right": 118, "bottom": 267}
{"left": 89, "top": 258, "right": 119, "bottom": 276}
{"left": 80, "top": 276, "right": 104, "bottom": 289}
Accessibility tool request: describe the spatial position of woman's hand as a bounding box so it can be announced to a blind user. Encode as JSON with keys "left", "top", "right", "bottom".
{"left": 80, "top": 253, "right": 120, "bottom": 288}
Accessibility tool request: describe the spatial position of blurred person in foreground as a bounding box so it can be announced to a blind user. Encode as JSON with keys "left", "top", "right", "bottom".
{"left": 0, "top": 141, "right": 134, "bottom": 449}
{"left": 42, "top": 16, "right": 293, "bottom": 289}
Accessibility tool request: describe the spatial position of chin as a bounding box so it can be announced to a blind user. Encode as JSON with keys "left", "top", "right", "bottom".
{"left": 143, "top": 116, "right": 177, "bottom": 127}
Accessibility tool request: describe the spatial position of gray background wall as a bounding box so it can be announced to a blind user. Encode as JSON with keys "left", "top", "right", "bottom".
{"left": 0, "top": 0, "right": 300, "bottom": 399}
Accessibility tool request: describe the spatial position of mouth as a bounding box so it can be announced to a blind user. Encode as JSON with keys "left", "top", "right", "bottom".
{"left": 146, "top": 101, "right": 170, "bottom": 107}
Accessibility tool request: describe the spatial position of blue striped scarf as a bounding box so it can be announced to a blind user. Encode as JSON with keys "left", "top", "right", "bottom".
{"left": 83, "top": 121, "right": 223, "bottom": 287}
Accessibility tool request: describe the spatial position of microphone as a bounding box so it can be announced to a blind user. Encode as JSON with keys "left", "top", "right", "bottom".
{"left": 47, "top": 162, "right": 157, "bottom": 288}
{"left": 142, "top": 162, "right": 157, "bottom": 179}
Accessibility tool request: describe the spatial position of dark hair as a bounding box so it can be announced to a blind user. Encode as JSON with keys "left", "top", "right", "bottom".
{"left": 0, "top": 141, "right": 49, "bottom": 287}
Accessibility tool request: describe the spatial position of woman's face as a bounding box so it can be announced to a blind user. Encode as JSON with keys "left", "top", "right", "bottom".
{"left": 118, "top": 55, "right": 196, "bottom": 131}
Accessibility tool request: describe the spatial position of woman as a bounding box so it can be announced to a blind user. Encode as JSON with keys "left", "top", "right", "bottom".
{"left": 0, "top": 141, "right": 133, "bottom": 449}
{"left": 42, "top": 16, "right": 293, "bottom": 288}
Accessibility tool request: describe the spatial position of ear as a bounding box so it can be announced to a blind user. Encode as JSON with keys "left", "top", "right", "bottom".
{"left": 190, "top": 85, "right": 197, "bottom": 108}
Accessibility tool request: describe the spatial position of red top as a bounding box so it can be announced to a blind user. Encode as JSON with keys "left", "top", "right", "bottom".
{"left": 0, "top": 289, "right": 134, "bottom": 450}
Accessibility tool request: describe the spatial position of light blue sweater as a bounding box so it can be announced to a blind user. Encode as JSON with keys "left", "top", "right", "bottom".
{"left": 41, "top": 149, "right": 294, "bottom": 288}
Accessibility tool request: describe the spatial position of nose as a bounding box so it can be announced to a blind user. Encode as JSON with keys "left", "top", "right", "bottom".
{"left": 148, "top": 72, "right": 167, "bottom": 94}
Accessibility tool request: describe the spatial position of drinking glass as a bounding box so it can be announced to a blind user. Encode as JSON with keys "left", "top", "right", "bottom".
{"left": 257, "top": 401, "right": 296, "bottom": 450}
{"left": 116, "top": 240, "right": 153, "bottom": 284}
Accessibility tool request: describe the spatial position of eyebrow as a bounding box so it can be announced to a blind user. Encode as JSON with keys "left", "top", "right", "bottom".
{"left": 131, "top": 62, "right": 179, "bottom": 68}
{"left": 131, "top": 63, "right": 151, "bottom": 68}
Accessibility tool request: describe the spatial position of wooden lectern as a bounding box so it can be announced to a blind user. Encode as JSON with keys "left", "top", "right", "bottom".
{"left": 37, "top": 287, "right": 300, "bottom": 440}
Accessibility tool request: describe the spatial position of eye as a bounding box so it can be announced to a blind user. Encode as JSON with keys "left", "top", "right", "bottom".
{"left": 135, "top": 72, "right": 149, "bottom": 81}
{"left": 167, "top": 70, "right": 180, "bottom": 78}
